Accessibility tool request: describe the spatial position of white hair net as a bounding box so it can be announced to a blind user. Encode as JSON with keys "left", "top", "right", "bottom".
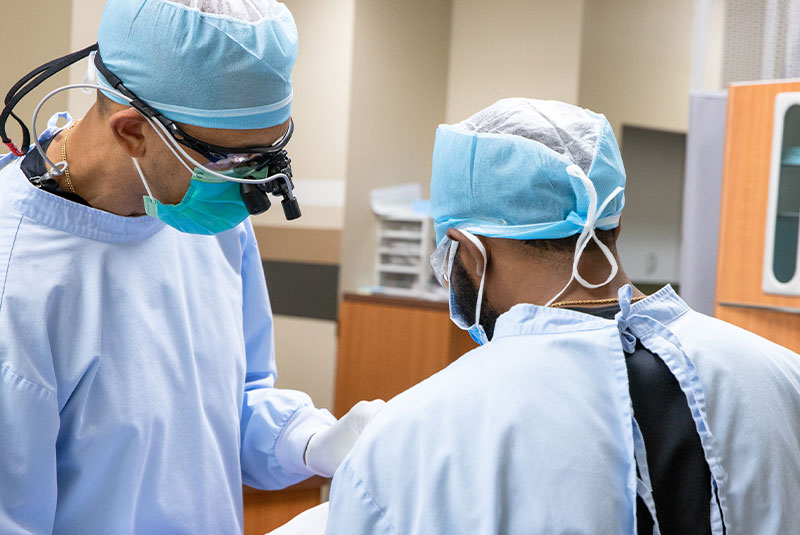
{"left": 167, "top": 0, "right": 287, "bottom": 23}
{"left": 456, "top": 98, "right": 602, "bottom": 175}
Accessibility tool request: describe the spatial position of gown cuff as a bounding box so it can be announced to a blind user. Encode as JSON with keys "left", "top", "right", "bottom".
{"left": 275, "top": 406, "right": 336, "bottom": 477}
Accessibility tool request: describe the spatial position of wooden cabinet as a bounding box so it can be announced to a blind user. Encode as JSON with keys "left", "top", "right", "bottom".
{"left": 334, "top": 293, "right": 477, "bottom": 417}
{"left": 243, "top": 479, "right": 324, "bottom": 535}
{"left": 715, "top": 80, "right": 800, "bottom": 350}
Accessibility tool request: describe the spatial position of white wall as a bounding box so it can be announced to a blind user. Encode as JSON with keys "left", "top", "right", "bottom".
{"left": 578, "top": 0, "right": 694, "bottom": 136}
{"left": 0, "top": 3, "right": 74, "bottom": 150}
{"left": 251, "top": 0, "right": 354, "bottom": 231}
{"left": 273, "top": 316, "right": 337, "bottom": 410}
{"left": 283, "top": 0, "right": 354, "bottom": 187}
{"left": 339, "top": 0, "right": 454, "bottom": 294}
{"left": 690, "top": 0, "right": 727, "bottom": 91}
{"left": 67, "top": 0, "right": 106, "bottom": 116}
{"left": 445, "top": 0, "right": 584, "bottom": 123}
{"left": 617, "top": 126, "right": 686, "bottom": 285}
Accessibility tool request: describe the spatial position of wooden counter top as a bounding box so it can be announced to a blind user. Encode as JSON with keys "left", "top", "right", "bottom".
{"left": 342, "top": 292, "right": 448, "bottom": 311}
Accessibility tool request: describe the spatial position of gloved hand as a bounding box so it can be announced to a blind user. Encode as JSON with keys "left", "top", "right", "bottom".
{"left": 304, "top": 399, "right": 385, "bottom": 477}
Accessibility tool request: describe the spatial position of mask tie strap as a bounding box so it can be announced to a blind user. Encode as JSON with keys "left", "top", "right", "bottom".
{"left": 545, "top": 165, "right": 624, "bottom": 306}
{"left": 614, "top": 284, "right": 638, "bottom": 352}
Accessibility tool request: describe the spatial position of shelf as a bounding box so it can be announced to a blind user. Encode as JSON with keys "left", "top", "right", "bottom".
{"left": 377, "top": 264, "right": 422, "bottom": 274}
{"left": 777, "top": 212, "right": 800, "bottom": 218}
{"left": 378, "top": 247, "right": 422, "bottom": 256}
{"left": 380, "top": 230, "right": 424, "bottom": 239}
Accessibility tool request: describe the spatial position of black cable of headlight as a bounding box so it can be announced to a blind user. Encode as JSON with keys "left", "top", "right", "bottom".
{"left": 0, "top": 43, "right": 99, "bottom": 156}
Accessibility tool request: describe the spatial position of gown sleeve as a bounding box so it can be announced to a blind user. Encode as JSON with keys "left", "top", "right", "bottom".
{"left": 0, "top": 365, "right": 60, "bottom": 533}
{"left": 238, "top": 223, "right": 335, "bottom": 489}
{"left": 0, "top": 207, "right": 60, "bottom": 533}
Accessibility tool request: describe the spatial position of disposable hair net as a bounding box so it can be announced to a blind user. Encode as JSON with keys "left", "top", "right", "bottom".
{"left": 430, "top": 98, "right": 626, "bottom": 244}
{"left": 167, "top": 0, "right": 286, "bottom": 22}
{"left": 96, "top": 0, "right": 297, "bottom": 129}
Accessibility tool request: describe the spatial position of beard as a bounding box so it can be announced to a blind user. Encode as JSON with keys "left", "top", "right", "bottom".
{"left": 451, "top": 253, "right": 500, "bottom": 341}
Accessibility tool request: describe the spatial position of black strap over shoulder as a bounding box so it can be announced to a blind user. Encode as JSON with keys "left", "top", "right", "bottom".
{"left": 1, "top": 43, "right": 98, "bottom": 156}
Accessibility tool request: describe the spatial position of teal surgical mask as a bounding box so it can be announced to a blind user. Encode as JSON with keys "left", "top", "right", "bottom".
{"left": 132, "top": 158, "right": 263, "bottom": 235}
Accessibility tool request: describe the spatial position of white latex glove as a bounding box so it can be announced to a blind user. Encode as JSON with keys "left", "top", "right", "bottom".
{"left": 304, "top": 399, "right": 385, "bottom": 477}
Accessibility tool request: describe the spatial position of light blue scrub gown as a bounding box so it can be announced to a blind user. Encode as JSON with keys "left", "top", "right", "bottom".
{"left": 327, "top": 286, "right": 800, "bottom": 534}
{"left": 0, "top": 122, "right": 333, "bottom": 534}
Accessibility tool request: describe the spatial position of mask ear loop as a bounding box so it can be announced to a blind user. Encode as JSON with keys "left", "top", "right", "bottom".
{"left": 444, "top": 239, "right": 459, "bottom": 287}
{"left": 545, "top": 165, "right": 625, "bottom": 307}
{"left": 452, "top": 229, "right": 488, "bottom": 327}
{"left": 131, "top": 157, "right": 154, "bottom": 198}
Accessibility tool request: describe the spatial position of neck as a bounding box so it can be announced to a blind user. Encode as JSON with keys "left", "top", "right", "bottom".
{"left": 545, "top": 264, "right": 644, "bottom": 307}
{"left": 45, "top": 105, "right": 146, "bottom": 216}
{"left": 485, "top": 245, "right": 645, "bottom": 313}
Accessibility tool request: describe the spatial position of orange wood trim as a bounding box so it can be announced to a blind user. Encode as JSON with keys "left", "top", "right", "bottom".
{"left": 715, "top": 81, "right": 800, "bottom": 315}
{"left": 342, "top": 292, "right": 448, "bottom": 311}
{"left": 243, "top": 484, "right": 321, "bottom": 535}
{"left": 714, "top": 305, "right": 800, "bottom": 352}
{"left": 334, "top": 297, "right": 475, "bottom": 417}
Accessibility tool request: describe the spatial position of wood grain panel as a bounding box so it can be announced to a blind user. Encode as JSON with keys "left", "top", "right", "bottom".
{"left": 715, "top": 306, "right": 800, "bottom": 352}
{"left": 253, "top": 225, "right": 341, "bottom": 265}
{"left": 334, "top": 295, "right": 476, "bottom": 417}
{"left": 715, "top": 81, "right": 800, "bottom": 309}
{"left": 243, "top": 481, "right": 323, "bottom": 535}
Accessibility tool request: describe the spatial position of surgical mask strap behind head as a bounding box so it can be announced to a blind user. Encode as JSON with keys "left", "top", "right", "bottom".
{"left": 545, "top": 164, "right": 625, "bottom": 307}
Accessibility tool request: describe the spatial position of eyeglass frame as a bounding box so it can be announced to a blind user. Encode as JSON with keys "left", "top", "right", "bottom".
{"left": 93, "top": 50, "right": 293, "bottom": 167}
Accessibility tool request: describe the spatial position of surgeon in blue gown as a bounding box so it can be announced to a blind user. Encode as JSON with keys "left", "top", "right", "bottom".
{"left": 0, "top": 1, "right": 382, "bottom": 533}
{"left": 326, "top": 99, "right": 800, "bottom": 534}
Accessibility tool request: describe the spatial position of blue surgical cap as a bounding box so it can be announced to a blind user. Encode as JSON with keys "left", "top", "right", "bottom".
{"left": 97, "top": 0, "right": 297, "bottom": 129}
{"left": 430, "top": 98, "right": 626, "bottom": 244}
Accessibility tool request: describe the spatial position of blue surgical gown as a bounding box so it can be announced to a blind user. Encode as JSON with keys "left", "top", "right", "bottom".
{"left": 327, "top": 286, "right": 800, "bottom": 534}
{"left": 0, "top": 122, "right": 334, "bottom": 534}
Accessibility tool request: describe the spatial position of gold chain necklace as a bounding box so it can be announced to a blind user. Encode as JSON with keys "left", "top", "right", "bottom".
{"left": 549, "top": 295, "right": 647, "bottom": 308}
{"left": 60, "top": 120, "right": 80, "bottom": 194}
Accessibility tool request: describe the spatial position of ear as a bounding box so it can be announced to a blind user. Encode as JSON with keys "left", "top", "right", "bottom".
{"left": 108, "top": 108, "right": 148, "bottom": 158}
{"left": 446, "top": 228, "right": 487, "bottom": 277}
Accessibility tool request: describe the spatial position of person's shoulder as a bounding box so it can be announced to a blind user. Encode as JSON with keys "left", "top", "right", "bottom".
{"left": 673, "top": 309, "right": 800, "bottom": 379}
{"left": 345, "top": 342, "right": 506, "bottom": 460}
{"left": 0, "top": 160, "right": 27, "bottom": 294}
{"left": 679, "top": 309, "right": 796, "bottom": 353}
{"left": 0, "top": 155, "right": 24, "bottom": 212}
